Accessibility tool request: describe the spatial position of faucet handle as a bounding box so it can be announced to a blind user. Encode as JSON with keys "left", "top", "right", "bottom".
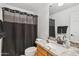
{"left": 63, "top": 35, "right": 67, "bottom": 40}
{"left": 71, "top": 34, "right": 74, "bottom": 36}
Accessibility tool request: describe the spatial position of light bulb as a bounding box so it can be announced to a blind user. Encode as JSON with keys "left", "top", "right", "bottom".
{"left": 58, "top": 3, "right": 64, "bottom": 6}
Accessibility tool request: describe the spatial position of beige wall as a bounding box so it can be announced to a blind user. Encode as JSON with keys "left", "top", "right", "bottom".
{"left": 35, "top": 4, "right": 49, "bottom": 39}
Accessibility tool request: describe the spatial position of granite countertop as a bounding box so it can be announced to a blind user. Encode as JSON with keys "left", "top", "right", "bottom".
{"left": 35, "top": 39, "right": 79, "bottom": 56}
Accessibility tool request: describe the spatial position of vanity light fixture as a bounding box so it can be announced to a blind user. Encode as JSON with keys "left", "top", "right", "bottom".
{"left": 58, "top": 3, "right": 64, "bottom": 6}
{"left": 49, "top": 3, "right": 64, "bottom": 7}
{"left": 49, "top": 3, "right": 53, "bottom": 7}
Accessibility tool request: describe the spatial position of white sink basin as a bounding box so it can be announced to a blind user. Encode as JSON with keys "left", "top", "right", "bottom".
{"left": 46, "top": 43, "right": 67, "bottom": 53}
{"left": 45, "top": 42, "right": 79, "bottom": 56}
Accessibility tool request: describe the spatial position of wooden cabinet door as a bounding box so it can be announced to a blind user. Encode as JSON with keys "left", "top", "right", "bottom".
{"left": 37, "top": 45, "right": 48, "bottom": 56}
{"left": 36, "top": 44, "right": 56, "bottom": 56}
{"left": 37, "top": 52, "right": 44, "bottom": 56}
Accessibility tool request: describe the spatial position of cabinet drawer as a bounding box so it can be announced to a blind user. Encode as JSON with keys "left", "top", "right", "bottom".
{"left": 37, "top": 46, "right": 48, "bottom": 56}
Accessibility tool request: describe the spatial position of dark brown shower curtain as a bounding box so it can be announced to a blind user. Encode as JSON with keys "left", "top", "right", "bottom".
{"left": 2, "top": 7, "right": 38, "bottom": 56}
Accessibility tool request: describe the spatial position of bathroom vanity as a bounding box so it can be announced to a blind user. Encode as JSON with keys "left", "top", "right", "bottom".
{"left": 36, "top": 43, "right": 55, "bottom": 56}
{"left": 35, "top": 39, "right": 79, "bottom": 56}
{"left": 35, "top": 40, "right": 65, "bottom": 56}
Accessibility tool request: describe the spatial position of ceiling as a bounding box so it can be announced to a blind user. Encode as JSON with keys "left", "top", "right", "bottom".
{"left": 6, "top": 3, "right": 48, "bottom": 13}
{"left": 49, "top": 3, "right": 79, "bottom": 16}
{"left": 5, "top": 3, "right": 79, "bottom": 16}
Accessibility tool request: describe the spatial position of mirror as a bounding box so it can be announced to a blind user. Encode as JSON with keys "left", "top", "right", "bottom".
{"left": 49, "top": 3, "right": 79, "bottom": 43}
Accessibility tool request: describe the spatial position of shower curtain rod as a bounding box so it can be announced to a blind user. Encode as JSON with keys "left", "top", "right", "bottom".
{"left": 2, "top": 7, "right": 38, "bottom": 17}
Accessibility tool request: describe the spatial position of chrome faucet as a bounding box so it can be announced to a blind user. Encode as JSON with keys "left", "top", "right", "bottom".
{"left": 56, "top": 35, "right": 67, "bottom": 44}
